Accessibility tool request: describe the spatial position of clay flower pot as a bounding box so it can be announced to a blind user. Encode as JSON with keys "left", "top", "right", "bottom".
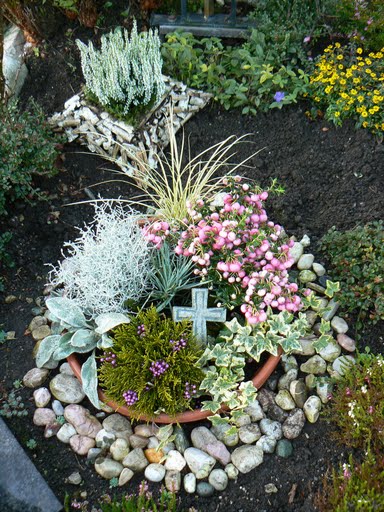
{"left": 67, "top": 349, "right": 282, "bottom": 424}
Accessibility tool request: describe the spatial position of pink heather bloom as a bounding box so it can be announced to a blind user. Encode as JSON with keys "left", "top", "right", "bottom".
{"left": 303, "top": 36, "right": 311, "bottom": 43}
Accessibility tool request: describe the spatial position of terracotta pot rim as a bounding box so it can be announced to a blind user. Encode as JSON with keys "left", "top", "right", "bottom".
{"left": 67, "top": 348, "right": 282, "bottom": 424}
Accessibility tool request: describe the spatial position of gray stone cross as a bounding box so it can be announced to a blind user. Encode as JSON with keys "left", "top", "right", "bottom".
{"left": 172, "top": 288, "right": 226, "bottom": 345}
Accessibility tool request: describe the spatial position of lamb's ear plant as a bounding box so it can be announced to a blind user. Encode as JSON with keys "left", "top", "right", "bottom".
{"left": 198, "top": 310, "right": 308, "bottom": 430}
{"left": 35, "top": 296, "right": 130, "bottom": 408}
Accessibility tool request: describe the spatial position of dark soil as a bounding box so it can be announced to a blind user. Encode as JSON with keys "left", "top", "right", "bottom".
{"left": 1, "top": 9, "right": 383, "bottom": 512}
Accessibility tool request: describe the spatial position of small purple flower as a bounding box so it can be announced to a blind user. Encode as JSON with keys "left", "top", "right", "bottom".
{"left": 149, "top": 360, "right": 169, "bottom": 378}
{"left": 101, "top": 351, "right": 117, "bottom": 366}
{"left": 273, "top": 91, "right": 285, "bottom": 103}
{"left": 184, "top": 382, "right": 197, "bottom": 400}
{"left": 170, "top": 337, "right": 187, "bottom": 352}
{"left": 303, "top": 36, "right": 311, "bottom": 43}
{"left": 123, "top": 390, "right": 138, "bottom": 406}
{"left": 137, "top": 324, "right": 146, "bottom": 337}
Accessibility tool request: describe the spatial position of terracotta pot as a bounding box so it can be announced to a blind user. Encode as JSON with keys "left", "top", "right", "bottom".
{"left": 67, "top": 349, "right": 282, "bottom": 424}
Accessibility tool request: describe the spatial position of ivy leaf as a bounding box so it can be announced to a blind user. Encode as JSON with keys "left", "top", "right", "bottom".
{"left": 319, "top": 319, "right": 331, "bottom": 336}
{"left": 313, "top": 335, "right": 332, "bottom": 352}
{"left": 325, "top": 280, "right": 340, "bottom": 299}
{"left": 81, "top": 351, "right": 100, "bottom": 409}
{"left": 35, "top": 335, "right": 61, "bottom": 368}
{"left": 280, "top": 332, "right": 301, "bottom": 353}
{"left": 201, "top": 400, "right": 222, "bottom": 413}
{"left": 46, "top": 297, "right": 87, "bottom": 329}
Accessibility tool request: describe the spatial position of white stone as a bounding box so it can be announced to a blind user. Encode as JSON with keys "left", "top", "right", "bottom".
{"left": 208, "top": 469, "right": 228, "bottom": 491}
{"left": 95, "top": 429, "right": 116, "bottom": 449}
{"left": 52, "top": 400, "right": 64, "bottom": 416}
{"left": 3, "top": 25, "right": 28, "bottom": 98}
{"left": 122, "top": 448, "right": 149, "bottom": 472}
{"left": 231, "top": 445, "right": 263, "bottom": 474}
{"left": 118, "top": 467, "right": 134, "bottom": 486}
{"left": 110, "top": 438, "right": 130, "bottom": 461}
{"left": 238, "top": 423, "right": 262, "bottom": 444}
{"left": 64, "top": 404, "right": 102, "bottom": 438}
{"left": 331, "top": 316, "right": 349, "bottom": 334}
{"left": 23, "top": 368, "right": 49, "bottom": 388}
{"left": 259, "top": 419, "right": 283, "bottom": 440}
{"left": 256, "top": 435, "right": 277, "bottom": 454}
{"left": 145, "top": 463, "right": 166, "bottom": 483}
{"left": 303, "top": 396, "right": 322, "bottom": 423}
{"left": 102, "top": 414, "right": 132, "bottom": 441}
{"left": 95, "top": 457, "right": 124, "bottom": 479}
{"left": 225, "top": 463, "right": 239, "bottom": 480}
{"left": 184, "top": 473, "right": 196, "bottom": 493}
{"left": 297, "top": 254, "right": 315, "bottom": 270}
{"left": 300, "top": 234, "right": 311, "bottom": 247}
{"left": 33, "top": 387, "right": 51, "bottom": 408}
{"left": 313, "top": 262, "right": 326, "bottom": 276}
{"left": 69, "top": 434, "right": 95, "bottom": 455}
{"left": 33, "top": 408, "right": 56, "bottom": 426}
{"left": 300, "top": 355, "right": 327, "bottom": 375}
{"left": 165, "top": 450, "right": 186, "bottom": 472}
{"left": 318, "top": 339, "right": 341, "bottom": 362}
{"left": 275, "top": 390, "right": 296, "bottom": 411}
{"left": 57, "top": 423, "right": 77, "bottom": 444}
{"left": 184, "top": 447, "right": 216, "bottom": 479}
{"left": 190, "top": 426, "right": 231, "bottom": 465}
{"left": 332, "top": 355, "right": 355, "bottom": 376}
{"left": 289, "top": 242, "right": 303, "bottom": 264}
{"left": 50, "top": 374, "right": 85, "bottom": 404}
{"left": 165, "top": 470, "right": 181, "bottom": 492}
{"left": 244, "top": 400, "right": 265, "bottom": 422}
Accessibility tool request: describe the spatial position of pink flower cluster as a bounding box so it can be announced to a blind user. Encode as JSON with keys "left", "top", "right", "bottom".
{"left": 174, "top": 176, "right": 302, "bottom": 324}
{"left": 142, "top": 220, "right": 170, "bottom": 249}
{"left": 142, "top": 176, "right": 302, "bottom": 325}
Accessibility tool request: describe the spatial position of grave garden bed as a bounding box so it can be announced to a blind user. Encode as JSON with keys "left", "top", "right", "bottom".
{"left": 0, "top": 4, "right": 383, "bottom": 512}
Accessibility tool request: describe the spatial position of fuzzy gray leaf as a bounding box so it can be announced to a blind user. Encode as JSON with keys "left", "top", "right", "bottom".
{"left": 81, "top": 351, "right": 100, "bottom": 409}
{"left": 46, "top": 297, "right": 87, "bottom": 328}
{"left": 94, "top": 312, "right": 130, "bottom": 335}
{"left": 35, "top": 335, "right": 62, "bottom": 368}
{"left": 70, "top": 329, "right": 98, "bottom": 348}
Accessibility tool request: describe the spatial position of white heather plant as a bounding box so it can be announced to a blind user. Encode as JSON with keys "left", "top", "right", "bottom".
{"left": 76, "top": 20, "right": 165, "bottom": 115}
{"left": 48, "top": 202, "right": 151, "bottom": 318}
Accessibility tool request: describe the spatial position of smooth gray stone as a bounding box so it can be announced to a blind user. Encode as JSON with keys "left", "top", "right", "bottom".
{"left": 0, "top": 418, "right": 62, "bottom": 512}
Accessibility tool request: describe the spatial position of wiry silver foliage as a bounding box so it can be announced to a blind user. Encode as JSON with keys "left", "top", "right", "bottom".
{"left": 48, "top": 202, "right": 151, "bottom": 318}
{"left": 76, "top": 20, "right": 165, "bottom": 113}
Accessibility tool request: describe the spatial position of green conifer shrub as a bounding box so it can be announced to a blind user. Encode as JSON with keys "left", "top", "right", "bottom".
{"left": 98, "top": 307, "right": 204, "bottom": 418}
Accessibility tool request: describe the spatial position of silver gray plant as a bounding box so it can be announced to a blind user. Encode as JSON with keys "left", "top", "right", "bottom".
{"left": 76, "top": 20, "right": 165, "bottom": 114}
{"left": 48, "top": 202, "right": 151, "bottom": 318}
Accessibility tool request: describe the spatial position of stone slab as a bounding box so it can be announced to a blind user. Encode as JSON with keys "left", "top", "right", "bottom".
{"left": 0, "top": 418, "right": 62, "bottom": 512}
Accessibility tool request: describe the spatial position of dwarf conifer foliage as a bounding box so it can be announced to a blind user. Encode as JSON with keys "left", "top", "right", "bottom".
{"left": 76, "top": 21, "right": 165, "bottom": 114}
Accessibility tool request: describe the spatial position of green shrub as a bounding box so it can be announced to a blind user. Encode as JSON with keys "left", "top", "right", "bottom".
{"left": 0, "top": 99, "right": 61, "bottom": 216}
{"left": 326, "top": 351, "right": 384, "bottom": 451}
{"left": 333, "top": 0, "right": 384, "bottom": 51}
{"left": 320, "top": 222, "right": 384, "bottom": 327}
{"left": 76, "top": 21, "right": 165, "bottom": 117}
{"left": 99, "top": 483, "right": 179, "bottom": 512}
{"left": 0, "top": 231, "right": 14, "bottom": 292}
{"left": 161, "top": 30, "right": 310, "bottom": 114}
{"left": 308, "top": 44, "right": 384, "bottom": 134}
{"left": 315, "top": 452, "right": 384, "bottom": 512}
{"left": 98, "top": 306, "right": 204, "bottom": 418}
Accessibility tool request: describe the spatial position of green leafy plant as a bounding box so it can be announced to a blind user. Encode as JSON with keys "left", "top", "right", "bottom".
{"left": 308, "top": 43, "right": 384, "bottom": 134}
{"left": 147, "top": 241, "right": 199, "bottom": 312}
{"left": 320, "top": 221, "right": 384, "bottom": 327}
{"left": 325, "top": 350, "right": 384, "bottom": 451}
{"left": 76, "top": 21, "right": 165, "bottom": 117}
{"left": 0, "top": 231, "right": 14, "bottom": 292}
{"left": 26, "top": 438, "right": 38, "bottom": 450}
{"left": 98, "top": 306, "right": 204, "bottom": 418}
{"left": 0, "top": 385, "right": 28, "bottom": 418}
{"left": 333, "top": 0, "right": 384, "bottom": 51}
{"left": 34, "top": 295, "right": 131, "bottom": 408}
{"left": 0, "top": 99, "right": 61, "bottom": 216}
{"left": 315, "top": 451, "right": 384, "bottom": 512}
{"left": 161, "top": 30, "right": 310, "bottom": 114}
{"left": 198, "top": 311, "right": 308, "bottom": 428}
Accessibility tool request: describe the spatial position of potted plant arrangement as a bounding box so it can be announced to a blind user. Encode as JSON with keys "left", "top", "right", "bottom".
{"left": 34, "top": 112, "right": 339, "bottom": 430}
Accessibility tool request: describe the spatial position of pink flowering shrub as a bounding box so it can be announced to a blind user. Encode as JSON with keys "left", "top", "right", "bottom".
{"left": 144, "top": 176, "right": 302, "bottom": 325}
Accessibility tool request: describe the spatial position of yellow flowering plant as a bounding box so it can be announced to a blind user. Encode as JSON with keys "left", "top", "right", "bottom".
{"left": 308, "top": 43, "right": 384, "bottom": 134}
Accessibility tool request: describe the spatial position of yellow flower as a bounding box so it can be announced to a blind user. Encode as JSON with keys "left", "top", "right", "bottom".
{"left": 358, "top": 62, "right": 364, "bottom": 67}
{"left": 373, "top": 106, "right": 379, "bottom": 112}
{"left": 365, "top": 59, "right": 372, "bottom": 65}
{"left": 340, "top": 79, "right": 347, "bottom": 85}
{"left": 369, "top": 108, "right": 375, "bottom": 115}
{"left": 361, "top": 111, "right": 368, "bottom": 117}
{"left": 357, "top": 48, "right": 363, "bottom": 54}
{"left": 350, "top": 89, "right": 357, "bottom": 95}
{"left": 351, "top": 65, "right": 357, "bottom": 71}
{"left": 325, "top": 86, "right": 333, "bottom": 94}
{"left": 358, "top": 95, "right": 364, "bottom": 103}
{"left": 337, "top": 54, "right": 343, "bottom": 60}
{"left": 376, "top": 52, "right": 383, "bottom": 58}
{"left": 338, "top": 64, "right": 344, "bottom": 70}
{"left": 335, "top": 42, "right": 341, "bottom": 49}
{"left": 340, "top": 92, "right": 348, "bottom": 100}
{"left": 334, "top": 112, "right": 340, "bottom": 117}
{"left": 363, "top": 121, "right": 368, "bottom": 128}
{"left": 353, "top": 78, "right": 360, "bottom": 84}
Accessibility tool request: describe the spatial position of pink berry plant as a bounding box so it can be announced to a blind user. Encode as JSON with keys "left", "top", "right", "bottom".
{"left": 145, "top": 176, "right": 302, "bottom": 325}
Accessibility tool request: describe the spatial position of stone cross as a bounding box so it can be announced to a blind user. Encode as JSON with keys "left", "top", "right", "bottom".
{"left": 172, "top": 288, "right": 226, "bottom": 345}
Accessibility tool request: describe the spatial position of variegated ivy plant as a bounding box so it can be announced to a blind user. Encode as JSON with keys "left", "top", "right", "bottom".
{"left": 35, "top": 297, "right": 130, "bottom": 408}
{"left": 197, "top": 279, "right": 340, "bottom": 431}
